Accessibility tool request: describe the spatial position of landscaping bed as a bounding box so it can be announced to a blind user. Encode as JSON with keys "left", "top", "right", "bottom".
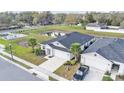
{"left": 49, "top": 76, "right": 58, "bottom": 81}
{"left": 116, "top": 75, "right": 124, "bottom": 81}
{"left": 102, "top": 71, "right": 113, "bottom": 81}
{"left": 54, "top": 60, "right": 80, "bottom": 80}
{"left": 102, "top": 76, "right": 113, "bottom": 81}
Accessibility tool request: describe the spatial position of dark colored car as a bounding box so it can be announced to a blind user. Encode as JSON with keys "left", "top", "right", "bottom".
{"left": 73, "top": 65, "right": 89, "bottom": 81}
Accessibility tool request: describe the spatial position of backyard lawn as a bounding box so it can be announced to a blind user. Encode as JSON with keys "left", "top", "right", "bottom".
{"left": 23, "top": 25, "right": 124, "bottom": 38}
{"left": 15, "top": 25, "right": 124, "bottom": 39}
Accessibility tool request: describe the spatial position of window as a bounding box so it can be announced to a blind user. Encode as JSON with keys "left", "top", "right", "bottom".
{"left": 43, "top": 46, "right": 45, "bottom": 49}
{"left": 94, "top": 54, "right": 97, "bottom": 56}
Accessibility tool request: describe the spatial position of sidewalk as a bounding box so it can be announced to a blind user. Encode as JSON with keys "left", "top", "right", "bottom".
{"left": 0, "top": 51, "right": 68, "bottom": 81}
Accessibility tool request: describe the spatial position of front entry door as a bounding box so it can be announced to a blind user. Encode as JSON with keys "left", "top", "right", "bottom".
{"left": 47, "top": 49, "right": 51, "bottom": 55}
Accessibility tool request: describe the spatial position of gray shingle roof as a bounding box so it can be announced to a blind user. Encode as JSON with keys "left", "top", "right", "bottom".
{"left": 59, "top": 32, "right": 94, "bottom": 49}
{"left": 84, "top": 38, "right": 124, "bottom": 63}
{"left": 84, "top": 38, "right": 116, "bottom": 53}
{"left": 42, "top": 32, "right": 94, "bottom": 49}
{"left": 42, "top": 35, "right": 67, "bottom": 44}
{"left": 48, "top": 44, "right": 69, "bottom": 52}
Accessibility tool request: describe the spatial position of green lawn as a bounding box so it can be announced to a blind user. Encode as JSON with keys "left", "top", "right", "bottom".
{"left": 18, "top": 25, "right": 124, "bottom": 38}
{"left": 0, "top": 53, "right": 32, "bottom": 69}
{"left": 0, "top": 37, "right": 48, "bottom": 65}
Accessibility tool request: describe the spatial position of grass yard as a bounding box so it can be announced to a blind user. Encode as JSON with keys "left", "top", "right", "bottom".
{"left": 0, "top": 28, "right": 53, "bottom": 65}
{"left": 54, "top": 63, "right": 80, "bottom": 80}
{"left": 28, "top": 25, "right": 124, "bottom": 38}
{"left": 0, "top": 53, "right": 32, "bottom": 69}
{"left": 0, "top": 38, "right": 48, "bottom": 65}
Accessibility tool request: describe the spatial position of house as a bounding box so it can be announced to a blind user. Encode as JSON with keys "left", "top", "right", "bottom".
{"left": 86, "top": 23, "right": 124, "bottom": 33}
{"left": 1, "top": 33, "right": 27, "bottom": 40}
{"left": 81, "top": 38, "right": 124, "bottom": 75}
{"left": 41, "top": 32, "right": 95, "bottom": 60}
{"left": 41, "top": 30, "right": 70, "bottom": 38}
{"left": 86, "top": 22, "right": 107, "bottom": 31}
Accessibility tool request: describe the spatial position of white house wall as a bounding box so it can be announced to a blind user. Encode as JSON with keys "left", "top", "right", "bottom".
{"left": 45, "top": 44, "right": 53, "bottom": 56}
{"left": 54, "top": 49, "right": 73, "bottom": 60}
{"left": 80, "top": 38, "right": 95, "bottom": 51}
{"left": 86, "top": 26, "right": 124, "bottom": 34}
{"left": 81, "top": 52, "right": 112, "bottom": 72}
{"left": 118, "top": 64, "right": 124, "bottom": 75}
{"left": 86, "top": 26, "right": 101, "bottom": 31}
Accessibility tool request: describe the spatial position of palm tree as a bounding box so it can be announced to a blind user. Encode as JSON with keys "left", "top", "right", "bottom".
{"left": 70, "top": 43, "right": 81, "bottom": 62}
{"left": 28, "top": 38, "right": 37, "bottom": 53}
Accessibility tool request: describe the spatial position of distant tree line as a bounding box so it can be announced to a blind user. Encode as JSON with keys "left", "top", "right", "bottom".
{"left": 1, "top": 11, "right": 124, "bottom": 28}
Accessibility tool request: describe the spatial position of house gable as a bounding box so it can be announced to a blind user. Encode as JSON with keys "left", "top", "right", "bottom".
{"left": 52, "top": 41, "right": 67, "bottom": 49}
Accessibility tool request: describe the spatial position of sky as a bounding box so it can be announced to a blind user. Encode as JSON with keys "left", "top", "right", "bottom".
{"left": 0, "top": 0, "right": 124, "bottom": 12}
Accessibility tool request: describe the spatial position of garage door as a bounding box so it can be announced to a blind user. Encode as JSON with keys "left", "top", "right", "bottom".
{"left": 82, "top": 55, "right": 111, "bottom": 71}
{"left": 54, "top": 49, "right": 70, "bottom": 60}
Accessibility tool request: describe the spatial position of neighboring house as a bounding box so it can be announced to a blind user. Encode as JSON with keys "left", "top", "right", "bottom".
{"left": 41, "top": 30, "right": 70, "bottom": 38}
{"left": 1, "top": 33, "right": 27, "bottom": 40}
{"left": 86, "top": 22, "right": 107, "bottom": 31}
{"left": 81, "top": 38, "right": 124, "bottom": 75}
{"left": 41, "top": 32, "right": 95, "bottom": 60}
{"left": 86, "top": 23, "right": 124, "bottom": 33}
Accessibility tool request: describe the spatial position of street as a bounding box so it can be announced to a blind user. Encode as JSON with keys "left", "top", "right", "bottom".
{"left": 0, "top": 56, "right": 42, "bottom": 81}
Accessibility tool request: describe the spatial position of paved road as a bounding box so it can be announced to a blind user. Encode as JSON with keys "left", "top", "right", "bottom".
{"left": 0, "top": 57, "right": 42, "bottom": 81}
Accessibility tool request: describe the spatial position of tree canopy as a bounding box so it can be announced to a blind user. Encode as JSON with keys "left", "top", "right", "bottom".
{"left": 1, "top": 11, "right": 124, "bottom": 27}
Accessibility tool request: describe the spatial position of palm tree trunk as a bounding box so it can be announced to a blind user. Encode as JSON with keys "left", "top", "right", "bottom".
{"left": 74, "top": 55, "right": 78, "bottom": 62}
{"left": 32, "top": 47, "right": 34, "bottom": 53}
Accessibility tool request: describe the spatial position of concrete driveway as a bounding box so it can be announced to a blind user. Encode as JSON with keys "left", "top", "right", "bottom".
{"left": 83, "top": 67, "right": 104, "bottom": 81}
{"left": 39, "top": 57, "right": 67, "bottom": 72}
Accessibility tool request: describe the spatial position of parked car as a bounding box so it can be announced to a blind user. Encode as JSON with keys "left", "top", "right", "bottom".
{"left": 73, "top": 65, "right": 89, "bottom": 81}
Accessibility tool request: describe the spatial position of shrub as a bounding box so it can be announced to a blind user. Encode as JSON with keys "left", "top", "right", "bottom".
{"left": 102, "top": 76, "right": 113, "bottom": 81}
{"left": 105, "top": 71, "right": 111, "bottom": 75}
{"left": 35, "top": 48, "right": 42, "bottom": 56}
{"left": 64, "top": 60, "right": 77, "bottom": 65}
{"left": 64, "top": 61, "right": 70, "bottom": 65}
{"left": 70, "top": 60, "right": 76, "bottom": 65}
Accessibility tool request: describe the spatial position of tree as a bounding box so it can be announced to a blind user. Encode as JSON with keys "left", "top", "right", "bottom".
{"left": 80, "top": 19, "right": 87, "bottom": 29}
{"left": 84, "top": 13, "right": 95, "bottom": 23}
{"left": 70, "top": 43, "right": 81, "bottom": 62}
{"left": 120, "top": 20, "right": 124, "bottom": 28}
{"left": 39, "top": 11, "right": 54, "bottom": 25}
{"left": 28, "top": 38, "right": 37, "bottom": 53}
{"left": 64, "top": 14, "right": 78, "bottom": 25}
{"left": 54, "top": 13, "right": 66, "bottom": 24}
